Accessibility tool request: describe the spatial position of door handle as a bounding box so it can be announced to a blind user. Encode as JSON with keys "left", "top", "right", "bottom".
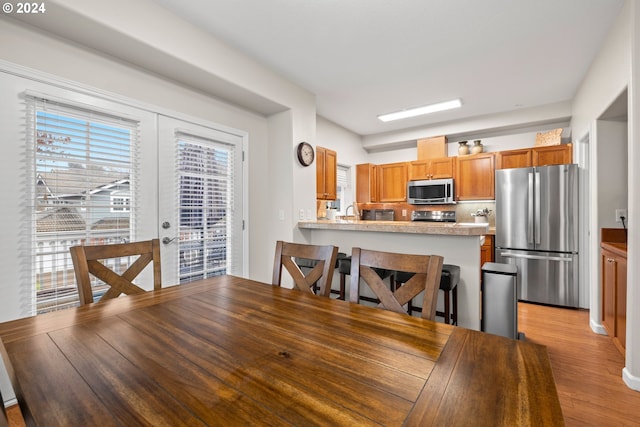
{"left": 162, "top": 237, "right": 177, "bottom": 245}
{"left": 500, "top": 252, "right": 573, "bottom": 262}
{"left": 534, "top": 172, "right": 541, "bottom": 245}
{"left": 528, "top": 172, "right": 534, "bottom": 244}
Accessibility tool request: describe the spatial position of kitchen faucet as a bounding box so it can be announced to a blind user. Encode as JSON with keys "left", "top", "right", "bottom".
{"left": 345, "top": 204, "right": 359, "bottom": 218}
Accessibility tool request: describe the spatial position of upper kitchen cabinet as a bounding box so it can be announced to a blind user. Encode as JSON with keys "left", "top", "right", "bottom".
{"left": 533, "top": 143, "right": 572, "bottom": 166}
{"left": 455, "top": 153, "right": 495, "bottom": 200}
{"left": 496, "top": 144, "right": 572, "bottom": 169}
{"left": 356, "top": 163, "right": 377, "bottom": 203}
{"left": 496, "top": 148, "right": 532, "bottom": 169}
{"left": 417, "top": 136, "right": 447, "bottom": 160}
{"left": 377, "top": 162, "right": 408, "bottom": 202}
{"left": 409, "top": 157, "right": 454, "bottom": 180}
{"left": 316, "top": 146, "right": 337, "bottom": 200}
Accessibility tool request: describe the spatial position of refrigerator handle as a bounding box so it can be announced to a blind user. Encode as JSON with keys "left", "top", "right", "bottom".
{"left": 528, "top": 172, "right": 534, "bottom": 244}
{"left": 499, "top": 252, "right": 574, "bottom": 262}
{"left": 535, "top": 172, "right": 541, "bottom": 245}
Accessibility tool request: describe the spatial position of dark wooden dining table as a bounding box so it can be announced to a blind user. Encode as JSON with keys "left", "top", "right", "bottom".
{"left": 0, "top": 275, "right": 563, "bottom": 426}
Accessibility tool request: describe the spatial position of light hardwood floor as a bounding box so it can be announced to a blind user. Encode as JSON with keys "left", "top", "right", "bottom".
{"left": 519, "top": 302, "right": 640, "bottom": 427}
{"left": 4, "top": 302, "right": 640, "bottom": 426}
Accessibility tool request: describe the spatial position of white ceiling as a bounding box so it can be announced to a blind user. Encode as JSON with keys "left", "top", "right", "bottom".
{"left": 149, "top": 0, "right": 624, "bottom": 136}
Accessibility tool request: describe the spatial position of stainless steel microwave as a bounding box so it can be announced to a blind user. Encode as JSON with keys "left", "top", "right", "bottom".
{"left": 407, "top": 178, "right": 455, "bottom": 205}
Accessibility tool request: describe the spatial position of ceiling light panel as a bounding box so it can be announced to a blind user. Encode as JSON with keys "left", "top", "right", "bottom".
{"left": 378, "top": 99, "right": 462, "bottom": 122}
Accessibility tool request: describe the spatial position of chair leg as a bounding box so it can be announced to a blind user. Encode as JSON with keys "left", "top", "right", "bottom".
{"left": 340, "top": 272, "right": 346, "bottom": 301}
{"left": 452, "top": 286, "right": 458, "bottom": 325}
{"left": 443, "top": 289, "right": 451, "bottom": 325}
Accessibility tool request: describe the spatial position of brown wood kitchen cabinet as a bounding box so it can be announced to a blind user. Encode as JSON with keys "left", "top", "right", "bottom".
{"left": 316, "top": 146, "right": 337, "bottom": 200}
{"left": 455, "top": 153, "right": 495, "bottom": 200}
{"left": 496, "top": 148, "right": 532, "bottom": 169}
{"left": 601, "top": 229, "right": 627, "bottom": 355}
{"left": 409, "top": 157, "right": 454, "bottom": 180}
{"left": 497, "top": 144, "right": 573, "bottom": 169}
{"left": 481, "top": 235, "right": 494, "bottom": 266}
{"left": 356, "top": 163, "right": 377, "bottom": 203}
{"left": 533, "top": 143, "right": 572, "bottom": 166}
{"left": 377, "top": 162, "right": 408, "bottom": 202}
{"left": 417, "top": 136, "right": 447, "bottom": 159}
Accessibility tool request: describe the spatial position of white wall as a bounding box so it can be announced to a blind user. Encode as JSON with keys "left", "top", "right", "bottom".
{"left": 571, "top": 0, "right": 640, "bottom": 391}
{"left": 571, "top": 1, "right": 630, "bottom": 330}
{"left": 625, "top": 0, "right": 640, "bottom": 391}
{"left": 315, "top": 116, "right": 369, "bottom": 212}
{"left": 596, "top": 120, "right": 628, "bottom": 229}
{"left": 316, "top": 116, "right": 368, "bottom": 165}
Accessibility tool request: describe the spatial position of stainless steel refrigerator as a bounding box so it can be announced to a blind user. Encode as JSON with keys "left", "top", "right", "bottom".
{"left": 495, "top": 164, "right": 579, "bottom": 308}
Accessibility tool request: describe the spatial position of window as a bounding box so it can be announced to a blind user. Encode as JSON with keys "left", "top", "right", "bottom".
{"left": 336, "top": 165, "right": 350, "bottom": 215}
{"left": 110, "top": 193, "right": 130, "bottom": 213}
{"left": 28, "top": 96, "right": 138, "bottom": 313}
{"left": 175, "top": 131, "right": 236, "bottom": 282}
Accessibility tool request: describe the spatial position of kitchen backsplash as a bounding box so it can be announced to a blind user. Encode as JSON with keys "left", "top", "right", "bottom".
{"left": 347, "top": 201, "right": 496, "bottom": 227}
{"left": 456, "top": 201, "right": 496, "bottom": 227}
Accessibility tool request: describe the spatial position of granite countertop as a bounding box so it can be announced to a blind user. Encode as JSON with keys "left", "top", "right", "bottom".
{"left": 297, "top": 220, "right": 488, "bottom": 236}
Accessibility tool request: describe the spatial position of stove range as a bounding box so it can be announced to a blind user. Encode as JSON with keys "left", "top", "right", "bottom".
{"left": 411, "top": 210, "right": 456, "bottom": 222}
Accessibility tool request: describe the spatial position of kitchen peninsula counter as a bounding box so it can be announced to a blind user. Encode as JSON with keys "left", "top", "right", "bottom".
{"left": 297, "top": 220, "right": 487, "bottom": 330}
{"left": 298, "top": 220, "right": 488, "bottom": 235}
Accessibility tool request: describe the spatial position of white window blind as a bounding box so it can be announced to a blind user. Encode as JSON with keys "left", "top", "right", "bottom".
{"left": 175, "top": 131, "right": 235, "bottom": 282}
{"left": 336, "top": 165, "right": 350, "bottom": 214}
{"left": 27, "top": 96, "right": 139, "bottom": 313}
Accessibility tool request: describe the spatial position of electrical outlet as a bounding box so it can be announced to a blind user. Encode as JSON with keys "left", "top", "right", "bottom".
{"left": 402, "top": 209, "right": 407, "bottom": 217}
{"left": 299, "top": 209, "right": 305, "bottom": 220}
{"left": 615, "top": 209, "right": 627, "bottom": 223}
{"left": 278, "top": 209, "right": 285, "bottom": 221}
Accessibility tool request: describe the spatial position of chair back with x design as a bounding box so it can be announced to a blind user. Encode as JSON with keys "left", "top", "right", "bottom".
{"left": 272, "top": 241, "right": 338, "bottom": 297}
{"left": 349, "top": 247, "right": 443, "bottom": 320}
{"left": 70, "top": 239, "right": 161, "bottom": 305}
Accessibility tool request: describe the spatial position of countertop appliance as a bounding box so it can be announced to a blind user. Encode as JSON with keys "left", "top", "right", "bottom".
{"left": 411, "top": 210, "right": 456, "bottom": 222}
{"left": 408, "top": 178, "right": 455, "bottom": 205}
{"left": 361, "top": 209, "right": 395, "bottom": 221}
{"left": 495, "top": 164, "right": 579, "bottom": 308}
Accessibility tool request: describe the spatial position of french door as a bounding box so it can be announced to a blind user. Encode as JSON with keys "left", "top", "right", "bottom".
{"left": 158, "top": 116, "right": 244, "bottom": 285}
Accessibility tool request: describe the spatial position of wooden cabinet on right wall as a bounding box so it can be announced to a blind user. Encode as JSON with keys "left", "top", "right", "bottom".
{"left": 601, "top": 228, "right": 627, "bottom": 355}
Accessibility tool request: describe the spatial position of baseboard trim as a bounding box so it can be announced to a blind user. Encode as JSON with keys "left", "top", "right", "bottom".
{"left": 2, "top": 397, "right": 17, "bottom": 408}
{"left": 589, "top": 318, "right": 608, "bottom": 335}
{"left": 623, "top": 367, "right": 640, "bottom": 392}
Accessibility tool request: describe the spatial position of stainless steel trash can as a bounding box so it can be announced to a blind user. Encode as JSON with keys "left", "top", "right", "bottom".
{"left": 481, "top": 262, "right": 518, "bottom": 339}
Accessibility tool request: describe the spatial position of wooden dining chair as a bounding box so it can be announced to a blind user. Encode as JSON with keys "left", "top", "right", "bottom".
{"left": 70, "top": 239, "right": 162, "bottom": 305}
{"left": 272, "top": 241, "right": 339, "bottom": 297}
{"left": 0, "top": 387, "right": 7, "bottom": 427}
{"left": 349, "top": 247, "right": 444, "bottom": 320}
{"left": 0, "top": 338, "right": 33, "bottom": 427}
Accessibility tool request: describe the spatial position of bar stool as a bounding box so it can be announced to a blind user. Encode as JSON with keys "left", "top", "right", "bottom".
{"left": 295, "top": 252, "right": 348, "bottom": 298}
{"left": 339, "top": 256, "right": 394, "bottom": 303}
{"left": 394, "top": 264, "right": 460, "bottom": 325}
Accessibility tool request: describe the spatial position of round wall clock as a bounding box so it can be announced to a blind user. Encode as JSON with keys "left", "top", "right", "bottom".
{"left": 296, "top": 141, "right": 315, "bottom": 166}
